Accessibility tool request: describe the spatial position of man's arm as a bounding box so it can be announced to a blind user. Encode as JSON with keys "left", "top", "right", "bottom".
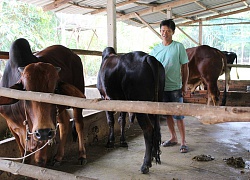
{"left": 181, "top": 63, "right": 189, "bottom": 95}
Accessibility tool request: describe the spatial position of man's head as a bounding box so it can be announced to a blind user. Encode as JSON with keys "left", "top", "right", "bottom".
{"left": 160, "top": 19, "right": 175, "bottom": 41}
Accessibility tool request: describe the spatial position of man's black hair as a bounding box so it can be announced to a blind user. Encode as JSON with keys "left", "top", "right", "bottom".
{"left": 160, "top": 19, "right": 175, "bottom": 31}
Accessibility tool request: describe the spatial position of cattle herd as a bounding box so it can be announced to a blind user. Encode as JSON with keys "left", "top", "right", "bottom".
{"left": 0, "top": 38, "right": 237, "bottom": 174}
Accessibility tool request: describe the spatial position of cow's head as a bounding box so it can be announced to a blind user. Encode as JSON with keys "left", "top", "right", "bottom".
{"left": 102, "top": 47, "right": 117, "bottom": 61}
{"left": 0, "top": 62, "right": 84, "bottom": 142}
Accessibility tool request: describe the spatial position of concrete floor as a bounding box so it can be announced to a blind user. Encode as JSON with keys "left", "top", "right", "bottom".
{"left": 46, "top": 116, "right": 250, "bottom": 180}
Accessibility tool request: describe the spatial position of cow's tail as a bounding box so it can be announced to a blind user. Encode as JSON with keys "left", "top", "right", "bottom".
{"left": 146, "top": 55, "right": 164, "bottom": 164}
{"left": 221, "top": 53, "right": 228, "bottom": 106}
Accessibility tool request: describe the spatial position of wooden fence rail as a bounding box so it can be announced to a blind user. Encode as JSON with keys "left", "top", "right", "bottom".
{"left": 0, "top": 87, "right": 249, "bottom": 125}
{"left": 0, "top": 49, "right": 103, "bottom": 60}
{"left": 0, "top": 159, "right": 95, "bottom": 180}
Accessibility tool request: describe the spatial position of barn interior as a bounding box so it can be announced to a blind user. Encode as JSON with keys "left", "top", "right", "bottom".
{"left": 0, "top": 0, "right": 250, "bottom": 179}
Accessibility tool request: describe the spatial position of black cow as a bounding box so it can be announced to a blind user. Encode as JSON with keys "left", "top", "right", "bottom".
{"left": 97, "top": 47, "right": 165, "bottom": 174}
{"left": 221, "top": 51, "right": 239, "bottom": 79}
{"left": 221, "top": 51, "right": 237, "bottom": 66}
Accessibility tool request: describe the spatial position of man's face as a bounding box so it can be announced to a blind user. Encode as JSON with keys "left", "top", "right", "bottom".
{"left": 160, "top": 26, "right": 174, "bottom": 40}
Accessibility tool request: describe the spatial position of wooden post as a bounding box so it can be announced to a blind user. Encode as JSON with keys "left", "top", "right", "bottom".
{"left": 199, "top": 20, "right": 202, "bottom": 45}
{"left": 107, "top": 0, "right": 117, "bottom": 51}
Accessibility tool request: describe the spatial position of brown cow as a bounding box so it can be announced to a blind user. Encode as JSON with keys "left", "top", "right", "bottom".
{"left": 0, "top": 38, "right": 86, "bottom": 167}
{"left": 186, "top": 45, "right": 228, "bottom": 106}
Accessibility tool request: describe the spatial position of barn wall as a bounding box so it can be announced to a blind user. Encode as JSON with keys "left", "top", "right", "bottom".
{"left": 184, "top": 80, "right": 250, "bottom": 106}
{"left": 218, "top": 80, "right": 250, "bottom": 91}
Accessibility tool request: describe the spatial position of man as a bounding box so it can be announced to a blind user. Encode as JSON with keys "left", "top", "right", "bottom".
{"left": 150, "top": 19, "right": 189, "bottom": 153}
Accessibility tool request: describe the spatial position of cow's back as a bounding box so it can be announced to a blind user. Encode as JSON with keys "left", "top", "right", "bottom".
{"left": 99, "top": 51, "right": 164, "bottom": 102}
{"left": 35, "top": 45, "right": 85, "bottom": 94}
{"left": 187, "top": 45, "right": 224, "bottom": 83}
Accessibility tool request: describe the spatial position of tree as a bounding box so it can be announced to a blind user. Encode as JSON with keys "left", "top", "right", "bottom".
{"left": 0, "top": 0, "right": 59, "bottom": 51}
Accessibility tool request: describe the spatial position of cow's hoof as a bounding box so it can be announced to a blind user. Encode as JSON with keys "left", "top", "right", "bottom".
{"left": 78, "top": 157, "right": 87, "bottom": 165}
{"left": 105, "top": 141, "right": 115, "bottom": 148}
{"left": 140, "top": 165, "right": 149, "bottom": 174}
{"left": 120, "top": 141, "right": 128, "bottom": 147}
{"left": 51, "top": 159, "right": 61, "bottom": 167}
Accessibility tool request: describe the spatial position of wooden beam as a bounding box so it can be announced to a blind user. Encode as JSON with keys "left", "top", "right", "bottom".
{"left": 0, "top": 87, "right": 250, "bottom": 125}
{"left": 227, "top": 64, "right": 250, "bottom": 68}
{"left": 0, "top": 49, "right": 103, "bottom": 60}
{"left": 118, "top": 0, "right": 197, "bottom": 21}
{"left": 178, "top": 0, "right": 242, "bottom": 20}
{"left": 91, "top": 0, "right": 138, "bottom": 15}
{"left": 199, "top": 20, "right": 202, "bottom": 44}
{"left": 172, "top": 13, "right": 193, "bottom": 21}
{"left": 0, "top": 159, "right": 95, "bottom": 180}
{"left": 144, "top": 0, "right": 245, "bottom": 27}
{"left": 68, "top": 2, "right": 102, "bottom": 10}
{"left": 177, "top": 27, "right": 200, "bottom": 45}
{"left": 181, "top": 21, "right": 250, "bottom": 26}
{"left": 0, "top": 51, "right": 9, "bottom": 59}
{"left": 242, "top": 0, "right": 249, "bottom": 7}
{"left": 195, "top": 1, "right": 219, "bottom": 14}
{"left": 134, "top": 12, "right": 161, "bottom": 39}
{"left": 107, "top": 0, "right": 117, "bottom": 50}
{"left": 178, "top": 6, "right": 250, "bottom": 26}
{"left": 43, "top": 0, "right": 71, "bottom": 12}
{"left": 71, "top": 49, "right": 102, "bottom": 56}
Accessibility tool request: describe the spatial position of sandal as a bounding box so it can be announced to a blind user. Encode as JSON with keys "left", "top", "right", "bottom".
{"left": 161, "top": 140, "right": 177, "bottom": 147}
{"left": 180, "top": 145, "right": 188, "bottom": 153}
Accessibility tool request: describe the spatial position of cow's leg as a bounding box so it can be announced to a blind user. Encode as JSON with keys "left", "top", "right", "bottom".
{"left": 9, "top": 128, "right": 25, "bottom": 157}
{"left": 106, "top": 111, "right": 115, "bottom": 148}
{"left": 118, "top": 112, "right": 128, "bottom": 147}
{"left": 148, "top": 114, "right": 161, "bottom": 164}
{"left": 136, "top": 113, "right": 153, "bottom": 174}
{"left": 190, "top": 80, "right": 202, "bottom": 92}
{"left": 53, "top": 110, "right": 70, "bottom": 165}
{"left": 129, "top": 113, "right": 135, "bottom": 123}
{"left": 206, "top": 82, "right": 220, "bottom": 106}
{"left": 73, "top": 108, "right": 87, "bottom": 165}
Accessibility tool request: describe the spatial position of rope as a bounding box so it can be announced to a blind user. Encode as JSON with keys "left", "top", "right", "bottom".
{"left": 0, "top": 139, "right": 52, "bottom": 161}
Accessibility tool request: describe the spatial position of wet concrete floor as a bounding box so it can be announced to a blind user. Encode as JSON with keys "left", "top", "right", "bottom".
{"left": 48, "top": 116, "right": 250, "bottom": 180}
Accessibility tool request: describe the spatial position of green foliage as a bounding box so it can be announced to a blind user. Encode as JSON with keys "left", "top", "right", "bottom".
{"left": 0, "top": 0, "right": 59, "bottom": 51}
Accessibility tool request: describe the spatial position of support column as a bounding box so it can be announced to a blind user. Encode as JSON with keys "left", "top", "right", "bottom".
{"left": 166, "top": 8, "right": 172, "bottom": 19}
{"left": 199, "top": 20, "right": 202, "bottom": 45}
{"left": 107, "top": 0, "right": 117, "bottom": 51}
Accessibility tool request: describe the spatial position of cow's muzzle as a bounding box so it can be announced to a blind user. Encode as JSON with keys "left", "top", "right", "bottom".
{"left": 34, "top": 128, "right": 55, "bottom": 141}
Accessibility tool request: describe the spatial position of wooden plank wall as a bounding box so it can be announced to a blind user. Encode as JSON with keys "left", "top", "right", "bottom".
{"left": 184, "top": 80, "right": 250, "bottom": 106}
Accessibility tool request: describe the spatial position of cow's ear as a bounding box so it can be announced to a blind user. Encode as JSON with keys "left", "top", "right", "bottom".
{"left": 56, "top": 81, "right": 85, "bottom": 98}
{"left": 0, "top": 82, "right": 24, "bottom": 105}
{"left": 55, "top": 67, "right": 61, "bottom": 73}
{"left": 18, "top": 67, "right": 25, "bottom": 73}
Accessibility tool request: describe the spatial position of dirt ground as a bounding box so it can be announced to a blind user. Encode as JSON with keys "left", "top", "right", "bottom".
{"left": 44, "top": 116, "right": 250, "bottom": 180}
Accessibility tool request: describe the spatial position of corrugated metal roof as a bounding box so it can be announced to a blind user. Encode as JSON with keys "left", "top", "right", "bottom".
{"left": 19, "top": 0, "right": 250, "bottom": 27}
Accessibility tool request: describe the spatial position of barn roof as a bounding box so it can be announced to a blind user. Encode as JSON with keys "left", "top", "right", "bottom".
{"left": 19, "top": 0, "right": 250, "bottom": 27}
